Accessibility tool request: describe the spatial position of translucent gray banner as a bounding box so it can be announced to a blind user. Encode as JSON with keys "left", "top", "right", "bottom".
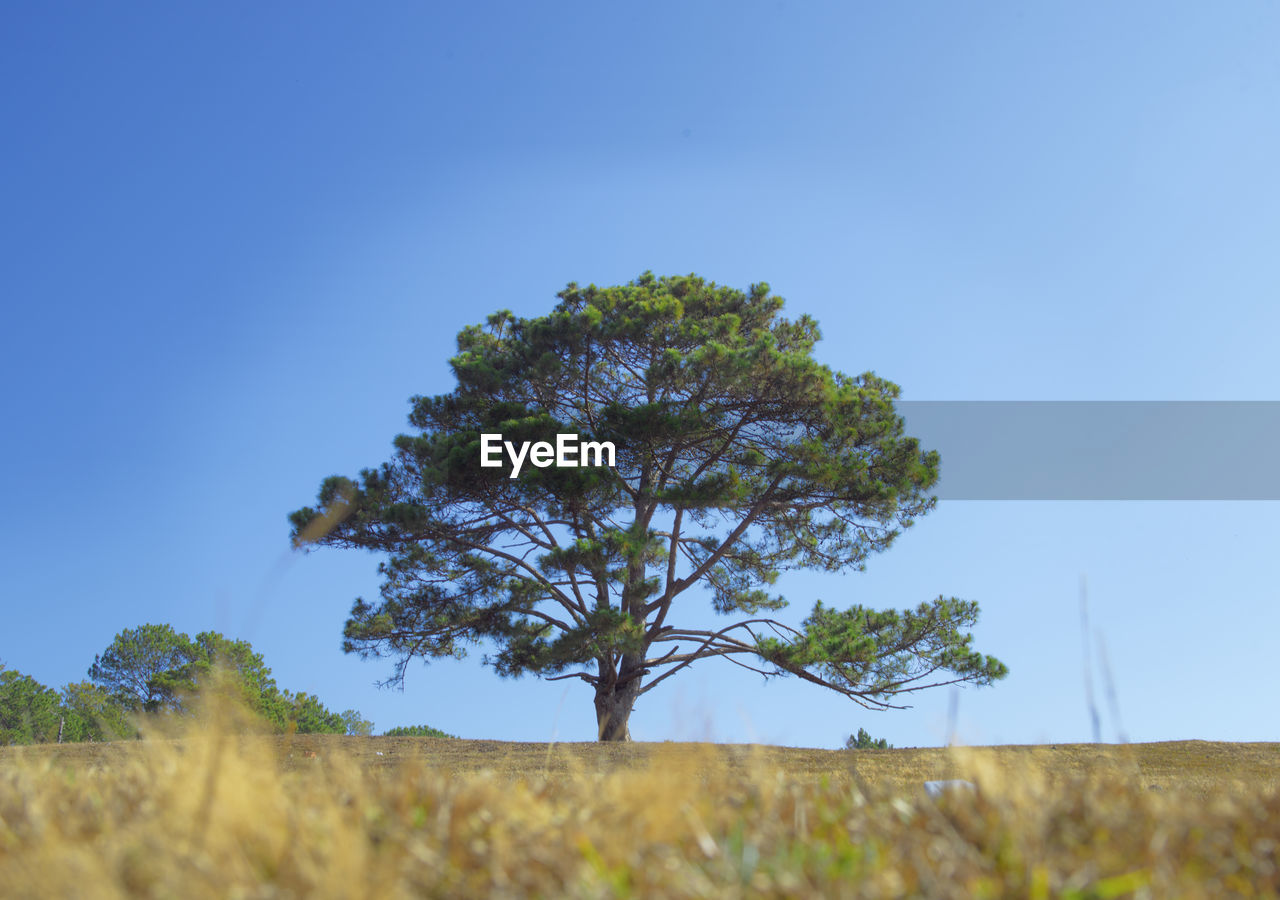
{"left": 896, "top": 401, "right": 1280, "bottom": 500}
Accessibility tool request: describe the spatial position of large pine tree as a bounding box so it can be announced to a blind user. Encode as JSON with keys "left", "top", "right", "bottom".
{"left": 290, "top": 273, "right": 1006, "bottom": 740}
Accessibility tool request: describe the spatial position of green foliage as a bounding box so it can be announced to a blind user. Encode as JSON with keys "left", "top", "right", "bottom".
{"left": 88, "top": 623, "right": 197, "bottom": 713}
{"left": 189, "top": 632, "right": 279, "bottom": 700}
{"left": 278, "top": 691, "right": 346, "bottom": 734}
{"left": 845, "top": 727, "right": 892, "bottom": 750}
{"left": 0, "top": 658, "right": 136, "bottom": 745}
{"left": 383, "top": 724, "right": 458, "bottom": 738}
{"left": 292, "top": 273, "right": 1007, "bottom": 739}
{"left": 181, "top": 632, "right": 294, "bottom": 730}
{"left": 87, "top": 625, "right": 348, "bottom": 735}
{"left": 341, "top": 709, "right": 375, "bottom": 736}
{"left": 59, "top": 681, "right": 137, "bottom": 742}
{"left": 755, "top": 599, "right": 1008, "bottom": 709}
{"left": 0, "top": 668, "right": 63, "bottom": 745}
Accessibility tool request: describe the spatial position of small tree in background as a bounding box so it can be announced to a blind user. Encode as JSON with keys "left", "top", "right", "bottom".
{"left": 341, "top": 709, "right": 375, "bottom": 736}
{"left": 1, "top": 661, "right": 136, "bottom": 745}
{"left": 845, "top": 727, "right": 892, "bottom": 750}
{"left": 279, "top": 691, "right": 346, "bottom": 734}
{"left": 383, "top": 724, "right": 457, "bottom": 738}
{"left": 185, "top": 632, "right": 281, "bottom": 713}
{"left": 87, "top": 625, "right": 350, "bottom": 734}
{"left": 88, "top": 623, "right": 195, "bottom": 713}
{"left": 60, "top": 681, "right": 137, "bottom": 742}
{"left": 0, "top": 667, "right": 63, "bottom": 744}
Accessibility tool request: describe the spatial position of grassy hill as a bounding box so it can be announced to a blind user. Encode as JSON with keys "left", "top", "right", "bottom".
{"left": 2, "top": 736, "right": 1278, "bottom": 897}
{"left": 16, "top": 735, "right": 1278, "bottom": 795}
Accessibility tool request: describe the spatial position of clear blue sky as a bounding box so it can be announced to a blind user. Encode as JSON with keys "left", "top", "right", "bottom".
{"left": 3, "top": 3, "right": 1277, "bottom": 748}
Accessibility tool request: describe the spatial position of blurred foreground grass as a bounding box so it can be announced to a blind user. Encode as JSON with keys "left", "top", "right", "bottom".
{"left": 2, "top": 729, "right": 1278, "bottom": 898}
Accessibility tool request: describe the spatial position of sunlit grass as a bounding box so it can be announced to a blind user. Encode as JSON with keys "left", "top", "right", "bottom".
{"left": 2, "top": 706, "right": 1278, "bottom": 898}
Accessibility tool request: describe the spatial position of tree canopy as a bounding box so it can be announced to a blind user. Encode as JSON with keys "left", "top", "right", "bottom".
{"left": 0, "top": 666, "right": 63, "bottom": 745}
{"left": 383, "top": 724, "right": 457, "bottom": 738}
{"left": 88, "top": 623, "right": 194, "bottom": 713}
{"left": 290, "top": 273, "right": 1007, "bottom": 740}
{"left": 0, "top": 665, "right": 136, "bottom": 745}
{"left": 59, "top": 681, "right": 137, "bottom": 742}
{"left": 87, "top": 625, "right": 352, "bottom": 735}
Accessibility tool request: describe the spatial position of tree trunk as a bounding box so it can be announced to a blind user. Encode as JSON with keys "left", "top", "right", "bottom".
{"left": 594, "top": 658, "right": 643, "bottom": 741}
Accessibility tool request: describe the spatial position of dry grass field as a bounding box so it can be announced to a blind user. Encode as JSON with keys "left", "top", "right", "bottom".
{"left": 2, "top": 730, "right": 1278, "bottom": 898}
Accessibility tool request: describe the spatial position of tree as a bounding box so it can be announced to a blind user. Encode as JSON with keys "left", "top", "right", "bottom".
{"left": 0, "top": 667, "right": 63, "bottom": 744}
{"left": 60, "top": 681, "right": 137, "bottom": 742}
{"left": 88, "top": 623, "right": 197, "bottom": 713}
{"left": 846, "top": 727, "right": 892, "bottom": 750}
{"left": 290, "top": 273, "right": 1007, "bottom": 741}
{"left": 341, "top": 709, "right": 375, "bottom": 736}
{"left": 383, "top": 724, "right": 457, "bottom": 738}
{"left": 189, "top": 632, "right": 278, "bottom": 695}
{"left": 181, "top": 631, "right": 286, "bottom": 727}
{"left": 2, "top": 661, "right": 135, "bottom": 744}
{"left": 86, "top": 625, "right": 349, "bottom": 734}
{"left": 279, "top": 691, "right": 346, "bottom": 734}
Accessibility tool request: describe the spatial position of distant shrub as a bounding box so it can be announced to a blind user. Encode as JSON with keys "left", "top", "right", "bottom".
{"left": 846, "top": 727, "right": 892, "bottom": 750}
{"left": 383, "top": 724, "right": 457, "bottom": 738}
